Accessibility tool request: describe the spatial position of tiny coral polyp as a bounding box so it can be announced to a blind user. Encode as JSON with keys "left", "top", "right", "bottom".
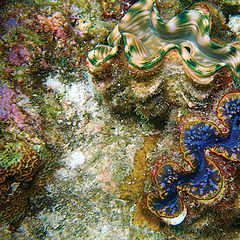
{"left": 147, "top": 92, "right": 240, "bottom": 225}
{"left": 87, "top": 0, "right": 240, "bottom": 85}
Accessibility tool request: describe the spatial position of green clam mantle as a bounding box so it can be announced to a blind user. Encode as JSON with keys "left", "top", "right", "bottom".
{"left": 88, "top": 0, "right": 240, "bottom": 85}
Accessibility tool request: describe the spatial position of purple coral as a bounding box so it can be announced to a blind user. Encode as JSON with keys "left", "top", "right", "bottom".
{"left": 9, "top": 44, "right": 31, "bottom": 66}
{"left": 2, "top": 17, "right": 18, "bottom": 33}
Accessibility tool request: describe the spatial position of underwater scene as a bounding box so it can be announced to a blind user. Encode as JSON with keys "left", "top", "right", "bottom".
{"left": 0, "top": 0, "right": 240, "bottom": 239}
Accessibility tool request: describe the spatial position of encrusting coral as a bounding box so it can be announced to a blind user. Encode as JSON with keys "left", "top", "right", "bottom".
{"left": 87, "top": 0, "right": 240, "bottom": 119}
{"left": 147, "top": 92, "right": 240, "bottom": 225}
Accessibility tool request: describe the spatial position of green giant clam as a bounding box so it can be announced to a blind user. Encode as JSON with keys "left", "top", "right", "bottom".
{"left": 87, "top": 0, "right": 240, "bottom": 119}
{"left": 88, "top": 0, "right": 240, "bottom": 84}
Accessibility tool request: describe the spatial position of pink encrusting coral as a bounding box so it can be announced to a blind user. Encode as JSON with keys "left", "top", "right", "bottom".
{"left": 0, "top": 85, "right": 26, "bottom": 128}
{"left": 36, "top": 12, "right": 68, "bottom": 44}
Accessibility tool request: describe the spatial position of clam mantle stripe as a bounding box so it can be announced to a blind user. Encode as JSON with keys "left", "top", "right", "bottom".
{"left": 147, "top": 92, "right": 240, "bottom": 225}
{"left": 88, "top": 0, "right": 240, "bottom": 85}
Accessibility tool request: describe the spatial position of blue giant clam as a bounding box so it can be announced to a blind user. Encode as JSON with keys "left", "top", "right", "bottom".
{"left": 147, "top": 92, "right": 240, "bottom": 225}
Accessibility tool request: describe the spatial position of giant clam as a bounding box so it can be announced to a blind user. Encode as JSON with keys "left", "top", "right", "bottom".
{"left": 87, "top": 0, "right": 240, "bottom": 119}
{"left": 147, "top": 92, "right": 240, "bottom": 225}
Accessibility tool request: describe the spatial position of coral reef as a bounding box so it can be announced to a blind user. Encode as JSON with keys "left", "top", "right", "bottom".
{"left": 4, "top": 77, "right": 150, "bottom": 239}
{"left": 0, "top": 0, "right": 115, "bottom": 92}
{"left": 0, "top": 0, "right": 119, "bottom": 229}
{"left": 147, "top": 92, "right": 240, "bottom": 225}
{"left": 0, "top": 0, "right": 239, "bottom": 239}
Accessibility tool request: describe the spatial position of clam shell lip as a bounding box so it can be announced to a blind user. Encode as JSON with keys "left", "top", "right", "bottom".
{"left": 87, "top": 0, "right": 240, "bottom": 85}
{"left": 161, "top": 202, "right": 187, "bottom": 225}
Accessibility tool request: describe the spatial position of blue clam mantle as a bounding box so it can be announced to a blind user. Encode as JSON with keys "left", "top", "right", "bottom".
{"left": 88, "top": 0, "right": 240, "bottom": 85}
{"left": 147, "top": 92, "right": 240, "bottom": 225}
